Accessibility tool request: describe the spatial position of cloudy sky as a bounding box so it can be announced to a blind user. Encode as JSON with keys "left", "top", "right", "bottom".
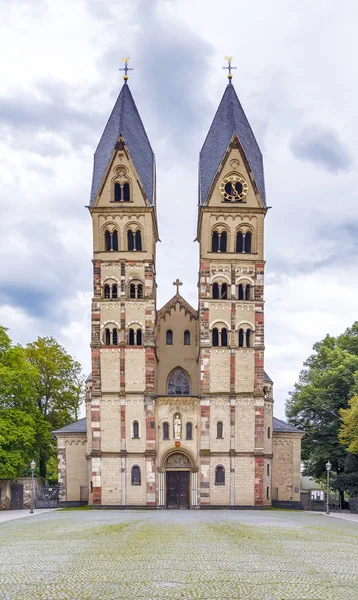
{"left": 0, "top": 0, "right": 357, "bottom": 418}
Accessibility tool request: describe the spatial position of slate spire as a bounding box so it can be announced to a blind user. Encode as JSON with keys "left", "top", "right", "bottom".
{"left": 199, "top": 83, "right": 265, "bottom": 206}
{"left": 90, "top": 83, "right": 155, "bottom": 206}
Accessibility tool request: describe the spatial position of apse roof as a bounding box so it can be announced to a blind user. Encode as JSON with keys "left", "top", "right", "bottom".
{"left": 264, "top": 370, "right": 273, "bottom": 384}
{"left": 199, "top": 82, "right": 265, "bottom": 206}
{"left": 90, "top": 83, "right": 155, "bottom": 206}
{"left": 52, "top": 418, "right": 86, "bottom": 435}
{"left": 273, "top": 417, "right": 303, "bottom": 434}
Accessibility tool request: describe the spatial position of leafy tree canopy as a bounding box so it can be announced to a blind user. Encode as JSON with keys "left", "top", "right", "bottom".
{"left": 339, "top": 396, "right": 358, "bottom": 454}
{"left": 286, "top": 322, "right": 358, "bottom": 497}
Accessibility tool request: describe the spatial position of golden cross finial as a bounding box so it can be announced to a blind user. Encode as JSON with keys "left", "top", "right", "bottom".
{"left": 173, "top": 278, "right": 183, "bottom": 295}
{"left": 223, "top": 56, "right": 237, "bottom": 82}
{"left": 119, "top": 57, "right": 133, "bottom": 83}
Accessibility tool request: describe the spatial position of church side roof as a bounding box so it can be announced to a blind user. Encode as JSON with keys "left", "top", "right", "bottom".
{"left": 52, "top": 418, "right": 86, "bottom": 435}
{"left": 199, "top": 83, "right": 265, "bottom": 206}
{"left": 273, "top": 417, "right": 303, "bottom": 434}
{"left": 264, "top": 370, "right": 273, "bottom": 384}
{"left": 90, "top": 83, "right": 155, "bottom": 206}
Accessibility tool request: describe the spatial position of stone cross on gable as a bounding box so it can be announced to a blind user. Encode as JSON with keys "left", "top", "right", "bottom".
{"left": 173, "top": 278, "right": 183, "bottom": 295}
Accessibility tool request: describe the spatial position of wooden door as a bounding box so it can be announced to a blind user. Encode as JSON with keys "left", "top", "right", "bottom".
{"left": 10, "top": 483, "right": 24, "bottom": 510}
{"left": 166, "top": 471, "right": 190, "bottom": 508}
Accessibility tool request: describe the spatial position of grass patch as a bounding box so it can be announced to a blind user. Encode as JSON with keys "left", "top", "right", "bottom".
{"left": 58, "top": 504, "right": 92, "bottom": 511}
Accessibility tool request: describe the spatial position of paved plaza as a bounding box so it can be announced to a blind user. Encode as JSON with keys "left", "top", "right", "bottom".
{"left": 0, "top": 509, "right": 357, "bottom": 599}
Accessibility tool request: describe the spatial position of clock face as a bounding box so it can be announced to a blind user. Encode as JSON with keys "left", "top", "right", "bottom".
{"left": 220, "top": 174, "right": 248, "bottom": 201}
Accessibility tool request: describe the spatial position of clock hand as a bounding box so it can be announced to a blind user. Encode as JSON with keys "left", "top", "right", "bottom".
{"left": 231, "top": 182, "right": 239, "bottom": 197}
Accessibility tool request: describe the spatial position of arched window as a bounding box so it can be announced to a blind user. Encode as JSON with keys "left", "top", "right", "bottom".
{"left": 236, "top": 232, "right": 244, "bottom": 253}
{"left": 104, "top": 284, "right": 110, "bottom": 299}
{"left": 238, "top": 284, "right": 243, "bottom": 301}
{"left": 129, "top": 329, "right": 135, "bottom": 346}
{"left": 130, "top": 284, "right": 136, "bottom": 299}
{"left": 212, "top": 231, "right": 219, "bottom": 253}
{"left": 246, "top": 329, "right": 251, "bottom": 348}
{"left": 131, "top": 465, "right": 141, "bottom": 485}
{"left": 186, "top": 422, "right": 193, "bottom": 440}
{"left": 136, "top": 329, "right": 142, "bottom": 346}
{"left": 213, "top": 282, "right": 219, "bottom": 299}
{"left": 245, "top": 284, "right": 251, "bottom": 300}
{"left": 112, "top": 328, "right": 118, "bottom": 346}
{"left": 105, "top": 328, "right": 111, "bottom": 346}
{"left": 127, "top": 230, "right": 134, "bottom": 251}
{"left": 112, "top": 230, "right": 118, "bottom": 252}
{"left": 215, "top": 466, "right": 225, "bottom": 485}
{"left": 129, "top": 282, "right": 143, "bottom": 299}
{"left": 238, "top": 329, "right": 244, "bottom": 348}
{"left": 167, "top": 368, "right": 190, "bottom": 395}
{"left": 266, "top": 486, "right": 270, "bottom": 499}
{"left": 163, "top": 422, "right": 169, "bottom": 440}
{"left": 135, "top": 230, "right": 142, "bottom": 251}
{"left": 105, "top": 230, "right": 111, "bottom": 252}
{"left": 221, "top": 283, "right": 227, "bottom": 299}
{"left": 166, "top": 329, "right": 173, "bottom": 345}
{"left": 267, "top": 463, "right": 270, "bottom": 476}
{"left": 137, "top": 284, "right": 143, "bottom": 298}
{"left": 221, "top": 328, "right": 228, "bottom": 347}
{"left": 123, "top": 183, "right": 130, "bottom": 201}
{"left": 114, "top": 183, "right": 121, "bottom": 202}
{"left": 217, "top": 421, "right": 223, "bottom": 438}
{"left": 267, "top": 426, "right": 271, "bottom": 439}
{"left": 245, "top": 231, "right": 252, "bottom": 253}
{"left": 184, "top": 330, "right": 191, "bottom": 345}
{"left": 112, "top": 284, "right": 118, "bottom": 299}
{"left": 132, "top": 421, "right": 139, "bottom": 439}
{"left": 212, "top": 328, "right": 219, "bottom": 347}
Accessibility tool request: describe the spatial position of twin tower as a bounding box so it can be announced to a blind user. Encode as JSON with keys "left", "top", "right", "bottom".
{"left": 52, "top": 70, "right": 301, "bottom": 510}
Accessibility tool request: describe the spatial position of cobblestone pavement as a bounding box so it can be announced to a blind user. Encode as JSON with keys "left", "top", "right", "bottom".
{"left": 0, "top": 509, "right": 357, "bottom": 600}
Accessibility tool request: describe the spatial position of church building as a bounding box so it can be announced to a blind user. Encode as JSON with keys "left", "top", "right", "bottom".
{"left": 54, "top": 62, "right": 303, "bottom": 509}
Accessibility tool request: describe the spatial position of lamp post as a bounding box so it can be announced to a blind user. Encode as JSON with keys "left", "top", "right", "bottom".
{"left": 325, "top": 460, "right": 332, "bottom": 515}
{"left": 30, "top": 460, "right": 36, "bottom": 514}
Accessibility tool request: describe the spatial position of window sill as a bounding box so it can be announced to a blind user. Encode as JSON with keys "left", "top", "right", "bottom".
{"left": 215, "top": 483, "right": 225, "bottom": 486}
{"left": 216, "top": 437, "right": 224, "bottom": 440}
{"left": 131, "top": 482, "right": 141, "bottom": 486}
{"left": 131, "top": 437, "right": 140, "bottom": 440}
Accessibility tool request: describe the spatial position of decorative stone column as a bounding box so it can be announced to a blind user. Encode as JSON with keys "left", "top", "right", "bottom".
{"left": 157, "top": 468, "right": 165, "bottom": 508}
{"left": 191, "top": 468, "right": 199, "bottom": 507}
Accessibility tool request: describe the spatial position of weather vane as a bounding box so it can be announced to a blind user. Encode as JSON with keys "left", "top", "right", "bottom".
{"left": 119, "top": 57, "right": 133, "bottom": 83}
{"left": 223, "top": 56, "right": 237, "bottom": 82}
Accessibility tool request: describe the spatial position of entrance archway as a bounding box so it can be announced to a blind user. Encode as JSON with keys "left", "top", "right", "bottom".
{"left": 158, "top": 448, "right": 199, "bottom": 509}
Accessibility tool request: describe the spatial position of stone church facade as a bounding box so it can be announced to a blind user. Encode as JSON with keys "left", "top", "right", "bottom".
{"left": 54, "top": 74, "right": 303, "bottom": 508}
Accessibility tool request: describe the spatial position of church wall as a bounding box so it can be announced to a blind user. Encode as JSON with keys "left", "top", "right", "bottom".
{"left": 263, "top": 403, "right": 273, "bottom": 455}
{"left": 101, "top": 457, "right": 121, "bottom": 505}
{"left": 272, "top": 433, "right": 302, "bottom": 503}
{"left": 235, "top": 403, "right": 255, "bottom": 452}
{"left": 126, "top": 400, "right": 146, "bottom": 453}
{"left": 125, "top": 349, "right": 146, "bottom": 391}
{"left": 100, "top": 401, "right": 121, "bottom": 452}
{"left": 101, "top": 350, "right": 121, "bottom": 393}
{"left": 235, "top": 350, "right": 255, "bottom": 393}
{"left": 235, "top": 455, "right": 255, "bottom": 505}
{"left": 209, "top": 402, "right": 230, "bottom": 452}
{"left": 209, "top": 456, "right": 230, "bottom": 505}
{"left": 64, "top": 437, "right": 87, "bottom": 502}
{"left": 125, "top": 302, "right": 146, "bottom": 328}
{"left": 126, "top": 457, "right": 147, "bottom": 505}
{"left": 209, "top": 349, "right": 230, "bottom": 392}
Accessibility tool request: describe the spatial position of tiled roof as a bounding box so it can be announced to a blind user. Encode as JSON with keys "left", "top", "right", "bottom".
{"left": 273, "top": 417, "right": 303, "bottom": 434}
{"left": 264, "top": 370, "right": 273, "bottom": 384}
{"left": 199, "top": 83, "right": 265, "bottom": 206}
{"left": 85, "top": 373, "right": 92, "bottom": 382}
{"left": 90, "top": 83, "right": 155, "bottom": 206}
{"left": 52, "top": 418, "right": 86, "bottom": 435}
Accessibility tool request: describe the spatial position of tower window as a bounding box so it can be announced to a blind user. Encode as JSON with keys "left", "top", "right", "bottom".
{"left": 127, "top": 229, "right": 142, "bottom": 251}
{"left": 135, "top": 230, "right": 142, "bottom": 252}
{"left": 167, "top": 368, "right": 190, "bottom": 395}
{"left": 238, "top": 283, "right": 251, "bottom": 301}
{"left": 267, "top": 463, "right": 270, "bottom": 476}
{"left": 239, "top": 329, "right": 244, "bottom": 348}
{"left": 236, "top": 230, "right": 253, "bottom": 254}
{"left": 131, "top": 465, "right": 141, "bottom": 485}
{"left": 112, "top": 231, "right": 118, "bottom": 252}
{"left": 136, "top": 329, "right": 142, "bottom": 346}
{"left": 163, "top": 422, "right": 169, "bottom": 440}
{"left": 212, "top": 282, "right": 228, "bottom": 300}
{"left": 236, "top": 232, "right": 243, "bottom": 253}
{"left": 166, "top": 329, "right": 173, "bottom": 345}
{"left": 112, "top": 328, "right": 118, "bottom": 345}
{"left": 184, "top": 330, "right": 191, "bottom": 345}
{"left": 211, "top": 230, "right": 227, "bottom": 253}
{"left": 104, "top": 284, "right": 110, "bottom": 299}
{"left": 267, "top": 427, "right": 271, "bottom": 439}
{"left": 137, "top": 284, "right": 143, "bottom": 298}
{"left": 128, "top": 230, "right": 134, "bottom": 251}
{"left": 221, "top": 328, "right": 228, "bottom": 347}
{"left": 123, "top": 183, "right": 130, "bottom": 201}
{"left": 130, "top": 284, "right": 136, "bottom": 298}
{"left": 239, "top": 327, "right": 253, "bottom": 348}
{"left": 129, "top": 329, "right": 135, "bottom": 346}
{"left": 105, "top": 328, "right": 111, "bottom": 346}
{"left": 215, "top": 465, "right": 225, "bottom": 485}
{"left": 213, "top": 283, "right": 219, "bottom": 299}
{"left": 266, "top": 486, "right": 270, "bottom": 499}
{"left": 217, "top": 421, "right": 223, "bottom": 439}
{"left": 114, "top": 183, "right": 121, "bottom": 201}
{"left": 114, "top": 182, "right": 130, "bottom": 202}
{"left": 129, "top": 282, "right": 144, "bottom": 300}
{"left": 132, "top": 421, "right": 139, "bottom": 439}
{"left": 186, "top": 422, "right": 193, "bottom": 440}
{"left": 112, "top": 284, "right": 118, "bottom": 299}
{"left": 246, "top": 329, "right": 251, "bottom": 348}
{"left": 212, "top": 327, "right": 219, "bottom": 347}
{"left": 245, "top": 231, "right": 252, "bottom": 253}
{"left": 105, "top": 230, "right": 111, "bottom": 252}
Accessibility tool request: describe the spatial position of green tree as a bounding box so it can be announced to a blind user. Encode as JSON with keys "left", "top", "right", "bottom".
{"left": 340, "top": 396, "right": 358, "bottom": 454}
{"left": 25, "top": 337, "right": 84, "bottom": 477}
{"left": 286, "top": 322, "right": 358, "bottom": 502}
{"left": 0, "top": 326, "right": 40, "bottom": 477}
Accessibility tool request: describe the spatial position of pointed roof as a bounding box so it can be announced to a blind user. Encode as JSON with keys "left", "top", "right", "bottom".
{"left": 157, "top": 293, "right": 198, "bottom": 322}
{"left": 199, "top": 83, "right": 265, "bottom": 206}
{"left": 90, "top": 83, "right": 155, "bottom": 206}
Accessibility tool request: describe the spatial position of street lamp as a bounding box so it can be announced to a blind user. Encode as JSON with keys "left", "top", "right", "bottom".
{"left": 325, "top": 460, "right": 332, "bottom": 515}
{"left": 30, "top": 460, "right": 36, "bottom": 514}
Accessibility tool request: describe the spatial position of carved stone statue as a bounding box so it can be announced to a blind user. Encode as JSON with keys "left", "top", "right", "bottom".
{"left": 173, "top": 413, "right": 182, "bottom": 439}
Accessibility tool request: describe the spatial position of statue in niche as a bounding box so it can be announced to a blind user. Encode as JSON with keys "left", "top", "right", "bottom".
{"left": 173, "top": 413, "right": 182, "bottom": 439}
